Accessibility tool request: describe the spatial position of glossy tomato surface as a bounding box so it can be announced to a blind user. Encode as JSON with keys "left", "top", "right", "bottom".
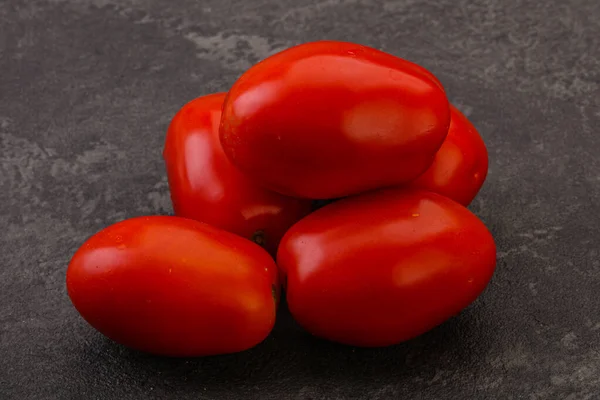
{"left": 409, "top": 105, "right": 489, "bottom": 205}
{"left": 163, "top": 93, "right": 311, "bottom": 256}
{"left": 66, "top": 216, "right": 279, "bottom": 357}
{"left": 220, "top": 41, "right": 451, "bottom": 199}
{"left": 278, "top": 189, "right": 496, "bottom": 347}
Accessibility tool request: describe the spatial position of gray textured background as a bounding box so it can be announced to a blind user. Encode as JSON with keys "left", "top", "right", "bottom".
{"left": 1, "top": 0, "right": 599, "bottom": 399}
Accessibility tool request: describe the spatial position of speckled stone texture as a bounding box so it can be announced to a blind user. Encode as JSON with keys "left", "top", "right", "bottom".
{"left": 1, "top": 0, "right": 599, "bottom": 398}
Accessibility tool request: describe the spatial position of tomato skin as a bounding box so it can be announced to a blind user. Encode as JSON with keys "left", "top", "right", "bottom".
{"left": 278, "top": 189, "right": 496, "bottom": 347}
{"left": 163, "top": 93, "right": 311, "bottom": 256}
{"left": 408, "top": 105, "right": 489, "bottom": 206}
{"left": 220, "top": 40, "right": 450, "bottom": 199}
{"left": 66, "top": 216, "right": 278, "bottom": 357}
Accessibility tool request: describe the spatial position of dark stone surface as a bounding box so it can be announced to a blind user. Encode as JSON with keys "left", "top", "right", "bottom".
{"left": 1, "top": 0, "right": 599, "bottom": 398}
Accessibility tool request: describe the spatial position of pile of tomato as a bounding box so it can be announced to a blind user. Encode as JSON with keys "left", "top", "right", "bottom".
{"left": 66, "top": 41, "right": 496, "bottom": 357}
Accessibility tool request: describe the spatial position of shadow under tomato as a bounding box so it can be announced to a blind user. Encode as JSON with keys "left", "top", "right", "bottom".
{"left": 74, "top": 293, "right": 500, "bottom": 398}
{"left": 310, "top": 198, "right": 340, "bottom": 211}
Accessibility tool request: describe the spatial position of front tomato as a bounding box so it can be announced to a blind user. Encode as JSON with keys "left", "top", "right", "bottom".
{"left": 278, "top": 189, "right": 496, "bottom": 347}
{"left": 220, "top": 40, "right": 451, "bottom": 199}
{"left": 66, "top": 216, "right": 278, "bottom": 357}
{"left": 163, "top": 93, "right": 311, "bottom": 256}
{"left": 408, "top": 105, "right": 489, "bottom": 206}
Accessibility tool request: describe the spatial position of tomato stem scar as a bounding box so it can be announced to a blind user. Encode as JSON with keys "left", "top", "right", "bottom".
{"left": 251, "top": 230, "right": 265, "bottom": 247}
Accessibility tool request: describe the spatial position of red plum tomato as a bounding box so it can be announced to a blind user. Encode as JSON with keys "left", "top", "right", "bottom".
{"left": 163, "top": 93, "right": 311, "bottom": 256}
{"left": 277, "top": 189, "right": 496, "bottom": 347}
{"left": 409, "top": 105, "right": 489, "bottom": 206}
{"left": 66, "top": 216, "right": 279, "bottom": 357}
{"left": 220, "top": 41, "right": 451, "bottom": 199}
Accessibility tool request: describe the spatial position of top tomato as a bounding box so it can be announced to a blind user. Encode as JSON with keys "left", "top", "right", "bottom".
{"left": 163, "top": 93, "right": 311, "bottom": 256}
{"left": 220, "top": 41, "right": 451, "bottom": 199}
